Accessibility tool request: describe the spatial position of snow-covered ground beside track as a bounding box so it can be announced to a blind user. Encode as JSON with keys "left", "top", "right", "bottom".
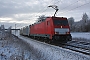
{"left": 71, "top": 32, "right": 90, "bottom": 40}
{"left": 71, "top": 32, "right": 90, "bottom": 42}
{"left": 19, "top": 35, "right": 90, "bottom": 60}
{"left": 0, "top": 32, "right": 33, "bottom": 60}
{"left": 11, "top": 31, "right": 90, "bottom": 60}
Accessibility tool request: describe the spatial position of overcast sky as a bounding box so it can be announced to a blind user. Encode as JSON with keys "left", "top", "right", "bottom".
{"left": 0, "top": 0, "right": 90, "bottom": 29}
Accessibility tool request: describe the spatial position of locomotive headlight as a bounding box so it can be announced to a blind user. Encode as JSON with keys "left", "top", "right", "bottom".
{"left": 66, "top": 29, "right": 70, "bottom": 34}
{"left": 66, "top": 32, "right": 70, "bottom": 34}
{"left": 55, "top": 32, "right": 59, "bottom": 34}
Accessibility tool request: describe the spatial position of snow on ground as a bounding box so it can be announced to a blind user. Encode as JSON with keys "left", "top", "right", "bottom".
{"left": 19, "top": 36, "right": 90, "bottom": 60}
{"left": 0, "top": 32, "right": 33, "bottom": 60}
{"left": 71, "top": 32, "right": 90, "bottom": 42}
{"left": 71, "top": 32, "right": 90, "bottom": 40}
{"left": 11, "top": 31, "right": 90, "bottom": 60}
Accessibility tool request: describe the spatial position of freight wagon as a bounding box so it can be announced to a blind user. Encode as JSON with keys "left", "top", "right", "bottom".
{"left": 20, "top": 26, "right": 30, "bottom": 36}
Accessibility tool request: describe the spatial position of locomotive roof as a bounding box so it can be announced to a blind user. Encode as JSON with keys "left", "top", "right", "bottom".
{"left": 32, "top": 16, "right": 67, "bottom": 26}
{"left": 51, "top": 16, "right": 67, "bottom": 19}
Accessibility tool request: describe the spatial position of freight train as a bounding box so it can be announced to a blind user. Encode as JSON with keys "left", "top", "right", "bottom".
{"left": 20, "top": 16, "right": 72, "bottom": 43}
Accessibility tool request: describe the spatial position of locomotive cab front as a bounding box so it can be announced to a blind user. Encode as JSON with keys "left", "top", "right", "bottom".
{"left": 52, "top": 17, "right": 72, "bottom": 42}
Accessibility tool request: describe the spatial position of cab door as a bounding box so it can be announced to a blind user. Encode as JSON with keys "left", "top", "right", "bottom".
{"left": 46, "top": 21, "right": 51, "bottom": 34}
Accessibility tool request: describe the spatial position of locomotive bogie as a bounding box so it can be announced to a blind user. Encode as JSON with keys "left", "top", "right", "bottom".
{"left": 52, "top": 34, "right": 72, "bottom": 41}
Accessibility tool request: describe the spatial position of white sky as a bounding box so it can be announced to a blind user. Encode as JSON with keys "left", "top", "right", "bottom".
{"left": 0, "top": 0, "right": 90, "bottom": 28}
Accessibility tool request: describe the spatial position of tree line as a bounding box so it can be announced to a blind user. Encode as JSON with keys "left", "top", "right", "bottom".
{"left": 68, "top": 13, "right": 90, "bottom": 32}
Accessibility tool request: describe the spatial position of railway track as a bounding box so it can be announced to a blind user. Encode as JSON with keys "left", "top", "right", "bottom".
{"left": 32, "top": 37, "right": 90, "bottom": 55}
{"left": 57, "top": 40, "right": 90, "bottom": 55}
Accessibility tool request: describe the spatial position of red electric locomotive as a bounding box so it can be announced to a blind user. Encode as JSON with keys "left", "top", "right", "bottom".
{"left": 29, "top": 17, "right": 72, "bottom": 42}
{"left": 20, "top": 5, "right": 72, "bottom": 43}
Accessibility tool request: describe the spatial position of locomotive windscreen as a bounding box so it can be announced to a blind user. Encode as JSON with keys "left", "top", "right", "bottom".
{"left": 53, "top": 20, "right": 68, "bottom": 25}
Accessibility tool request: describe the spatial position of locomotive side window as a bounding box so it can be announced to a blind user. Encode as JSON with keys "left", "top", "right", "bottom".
{"left": 47, "top": 21, "right": 50, "bottom": 25}
{"left": 53, "top": 20, "right": 68, "bottom": 25}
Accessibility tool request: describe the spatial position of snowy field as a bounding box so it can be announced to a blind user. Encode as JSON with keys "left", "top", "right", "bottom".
{"left": 0, "top": 32, "right": 33, "bottom": 60}
{"left": 71, "top": 32, "right": 90, "bottom": 42}
{"left": 71, "top": 32, "right": 90, "bottom": 40}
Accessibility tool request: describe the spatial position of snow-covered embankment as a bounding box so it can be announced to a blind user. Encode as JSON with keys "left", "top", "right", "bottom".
{"left": 19, "top": 36, "right": 90, "bottom": 60}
